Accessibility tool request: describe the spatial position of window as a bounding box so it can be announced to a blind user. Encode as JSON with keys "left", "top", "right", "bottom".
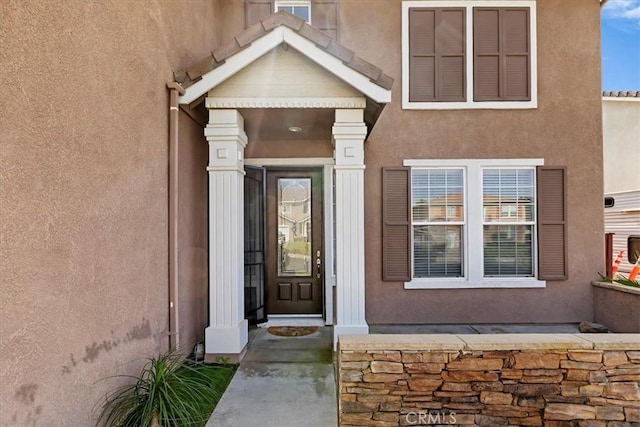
{"left": 412, "top": 169, "right": 465, "bottom": 278}
{"left": 382, "top": 159, "right": 560, "bottom": 288}
{"left": 402, "top": 1, "right": 537, "bottom": 109}
{"left": 482, "top": 168, "right": 535, "bottom": 277}
{"left": 275, "top": 1, "right": 311, "bottom": 23}
{"left": 629, "top": 236, "right": 640, "bottom": 264}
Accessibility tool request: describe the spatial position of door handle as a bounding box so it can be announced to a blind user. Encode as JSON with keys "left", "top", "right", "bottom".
{"left": 316, "top": 250, "right": 321, "bottom": 278}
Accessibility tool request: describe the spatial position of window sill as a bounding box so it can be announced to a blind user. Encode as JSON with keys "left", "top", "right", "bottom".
{"left": 402, "top": 100, "right": 537, "bottom": 110}
{"left": 404, "top": 278, "right": 547, "bottom": 289}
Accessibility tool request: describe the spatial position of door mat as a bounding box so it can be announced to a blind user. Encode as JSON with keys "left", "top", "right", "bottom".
{"left": 267, "top": 326, "right": 319, "bottom": 337}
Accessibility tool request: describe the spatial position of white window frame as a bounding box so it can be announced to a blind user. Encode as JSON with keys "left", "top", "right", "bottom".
{"left": 401, "top": 0, "right": 538, "bottom": 110}
{"left": 275, "top": 0, "right": 312, "bottom": 24}
{"left": 481, "top": 166, "right": 537, "bottom": 278}
{"left": 404, "top": 158, "right": 546, "bottom": 289}
{"left": 411, "top": 167, "right": 467, "bottom": 279}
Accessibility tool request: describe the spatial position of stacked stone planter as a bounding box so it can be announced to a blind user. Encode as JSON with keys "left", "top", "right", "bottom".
{"left": 338, "top": 334, "right": 640, "bottom": 426}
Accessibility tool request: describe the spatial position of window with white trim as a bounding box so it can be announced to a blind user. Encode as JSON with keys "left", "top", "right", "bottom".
{"left": 412, "top": 168, "right": 465, "bottom": 278}
{"left": 482, "top": 168, "right": 535, "bottom": 277}
{"left": 275, "top": 1, "right": 311, "bottom": 23}
{"left": 402, "top": 159, "right": 546, "bottom": 288}
{"left": 401, "top": 1, "right": 537, "bottom": 110}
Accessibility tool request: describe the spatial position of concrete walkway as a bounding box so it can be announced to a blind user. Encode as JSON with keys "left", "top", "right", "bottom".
{"left": 206, "top": 327, "right": 337, "bottom": 427}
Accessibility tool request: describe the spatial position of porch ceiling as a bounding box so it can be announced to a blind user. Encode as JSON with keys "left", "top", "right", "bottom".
{"left": 240, "top": 108, "right": 333, "bottom": 142}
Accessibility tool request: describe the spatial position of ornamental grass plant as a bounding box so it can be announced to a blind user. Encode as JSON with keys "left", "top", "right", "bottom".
{"left": 96, "top": 351, "right": 235, "bottom": 427}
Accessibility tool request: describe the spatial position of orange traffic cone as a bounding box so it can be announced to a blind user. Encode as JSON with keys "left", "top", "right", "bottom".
{"left": 629, "top": 260, "right": 639, "bottom": 282}
{"left": 611, "top": 250, "right": 625, "bottom": 277}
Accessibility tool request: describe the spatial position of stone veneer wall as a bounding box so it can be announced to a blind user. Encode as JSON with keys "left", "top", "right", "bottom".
{"left": 338, "top": 334, "right": 640, "bottom": 427}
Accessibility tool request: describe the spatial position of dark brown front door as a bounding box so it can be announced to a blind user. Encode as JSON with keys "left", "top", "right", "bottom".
{"left": 266, "top": 169, "right": 323, "bottom": 314}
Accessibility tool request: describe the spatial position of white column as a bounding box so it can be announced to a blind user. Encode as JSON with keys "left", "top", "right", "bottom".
{"left": 204, "top": 109, "right": 248, "bottom": 356}
{"left": 332, "top": 109, "right": 368, "bottom": 345}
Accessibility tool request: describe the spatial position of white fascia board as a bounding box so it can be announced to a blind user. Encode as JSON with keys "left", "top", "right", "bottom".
{"left": 281, "top": 27, "right": 391, "bottom": 103}
{"left": 179, "top": 28, "right": 285, "bottom": 105}
{"left": 603, "top": 97, "right": 640, "bottom": 102}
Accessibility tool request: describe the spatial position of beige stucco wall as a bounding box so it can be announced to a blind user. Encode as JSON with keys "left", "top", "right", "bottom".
{"left": 177, "top": 113, "right": 210, "bottom": 353}
{"left": 603, "top": 99, "right": 640, "bottom": 194}
{"left": 0, "top": 1, "right": 217, "bottom": 424}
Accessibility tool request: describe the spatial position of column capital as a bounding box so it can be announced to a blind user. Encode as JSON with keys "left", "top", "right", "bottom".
{"left": 332, "top": 110, "right": 366, "bottom": 167}
{"left": 205, "top": 109, "right": 247, "bottom": 169}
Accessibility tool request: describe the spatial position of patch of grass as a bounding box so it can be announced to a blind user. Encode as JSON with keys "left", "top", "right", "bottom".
{"left": 96, "top": 351, "right": 236, "bottom": 427}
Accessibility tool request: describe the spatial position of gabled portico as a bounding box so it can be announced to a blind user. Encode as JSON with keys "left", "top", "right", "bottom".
{"left": 176, "top": 11, "right": 392, "bottom": 359}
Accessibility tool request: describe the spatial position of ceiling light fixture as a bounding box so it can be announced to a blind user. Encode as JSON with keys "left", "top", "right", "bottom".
{"left": 288, "top": 126, "right": 303, "bottom": 133}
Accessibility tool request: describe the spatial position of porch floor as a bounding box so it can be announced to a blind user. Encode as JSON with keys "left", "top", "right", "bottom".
{"left": 206, "top": 326, "right": 337, "bottom": 427}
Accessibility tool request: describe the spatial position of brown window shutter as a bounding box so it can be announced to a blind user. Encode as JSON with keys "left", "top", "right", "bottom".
{"left": 409, "top": 8, "right": 465, "bottom": 102}
{"left": 246, "top": 0, "right": 273, "bottom": 28}
{"left": 312, "top": 0, "right": 338, "bottom": 39}
{"left": 382, "top": 168, "right": 411, "bottom": 281}
{"left": 537, "top": 167, "right": 568, "bottom": 280}
{"left": 474, "top": 8, "right": 530, "bottom": 101}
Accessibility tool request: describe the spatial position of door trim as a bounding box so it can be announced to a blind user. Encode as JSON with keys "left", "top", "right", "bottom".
{"left": 246, "top": 158, "right": 335, "bottom": 325}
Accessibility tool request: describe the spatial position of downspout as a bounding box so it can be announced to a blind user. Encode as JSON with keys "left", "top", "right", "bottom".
{"left": 166, "top": 82, "right": 185, "bottom": 351}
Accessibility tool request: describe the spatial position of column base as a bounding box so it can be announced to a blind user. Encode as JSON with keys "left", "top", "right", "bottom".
{"left": 205, "top": 319, "right": 249, "bottom": 356}
{"left": 333, "top": 324, "right": 369, "bottom": 350}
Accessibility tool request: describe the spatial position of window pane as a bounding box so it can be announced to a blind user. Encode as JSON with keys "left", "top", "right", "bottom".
{"left": 276, "top": 4, "right": 310, "bottom": 23}
{"left": 483, "top": 168, "right": 534, "bottom": 223}
{"left": 484, "top": 225, "right": 533, "bottom": 277}
{"left": 277, "top": 178, "right": 311, "bottom": 276}
{"left": 292, "top": 6, "right": 309, "bottom": 22}
{"left": 412, "top": 169, "right": 464, "bottom": 223}
{"left": 629, "top": 236, "right": 640, "bottom": 264}
{"left": 414, "top": 225, "right": 463, "bottom": 278}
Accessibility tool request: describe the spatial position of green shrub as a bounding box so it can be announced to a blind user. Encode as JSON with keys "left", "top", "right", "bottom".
{"left": 96, "top": 351, "right": 235, "bottom": 427}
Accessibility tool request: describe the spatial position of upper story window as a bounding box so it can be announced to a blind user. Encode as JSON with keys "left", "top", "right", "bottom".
{"left": 402, "top": 1, "right": 537, "bottom": 110}
{"left": 275, "top": 1, "right": 311, "bottom": 23}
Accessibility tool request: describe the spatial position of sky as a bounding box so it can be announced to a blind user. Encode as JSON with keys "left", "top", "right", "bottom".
{"left": 601, "top": 0, "right": 640, "bottom": 91}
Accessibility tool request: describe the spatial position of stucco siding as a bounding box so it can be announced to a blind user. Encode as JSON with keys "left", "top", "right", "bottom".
{"left": 338, "top": 0, "right": 603, "bottom": 324}
{"left": 603, "top": 99, "right": 640, "bottom": 194}
{"left": 0, "top": 1, "right": 218, "bottom": 424}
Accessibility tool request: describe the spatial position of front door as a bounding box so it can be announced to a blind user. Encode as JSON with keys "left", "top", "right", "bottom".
{"left": 266, "top": 169, "right": 323, "bottom": 314}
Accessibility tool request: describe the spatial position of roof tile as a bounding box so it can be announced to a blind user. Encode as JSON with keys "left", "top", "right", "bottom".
{"left": 373, "top": 73, "right": 394, "bottom": 91}
{"left": 235, "top": 22, "right": 268, "bottom": 47}
{"left": 261, "top": 11, "right": 287, "bottom": 31}
{"left": 280, "top": 12, "right": 305, "bottom": 31}
{"left": 186, "top": 53, "right": 223, "bottom": 81}
{"left": 298, "top": 23, "right": 332, "bottom": 48}
{"left": 325, "top": 40, "right": 355, "bottom": 63}
{"left": 603, "top": 90, "right": 640, "bottom": 97}
{"left": 213, "top": 38, "right": 245, "bottom": 63}
{"left": 347, "top": 56, "right": 382, "bottom": 81}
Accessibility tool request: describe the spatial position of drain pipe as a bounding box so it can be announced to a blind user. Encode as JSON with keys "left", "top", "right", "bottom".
{"left": 166, "top": 82, "right": 184, "bottom": 351}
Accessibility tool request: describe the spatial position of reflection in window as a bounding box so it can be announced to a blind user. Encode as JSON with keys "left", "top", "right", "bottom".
{"left": 277, "top": 178, "right": 312, "bottom": 276}
{"left": 483, "top": 168, "right": 535, "bottom": 277}
{"left": 412, "top": 169, "right": 464, "bottom": 278}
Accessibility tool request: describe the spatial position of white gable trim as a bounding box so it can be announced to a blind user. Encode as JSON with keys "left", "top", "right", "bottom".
{"left": 179, "top": 26, "right": 391, "bottom": 105}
